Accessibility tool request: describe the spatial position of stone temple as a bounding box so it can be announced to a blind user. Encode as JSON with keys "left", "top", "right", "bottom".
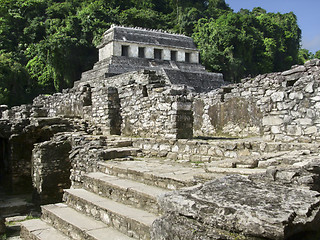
{"left": 1, "top": 26, "right": 320, "bottom": 240}
{"left": 81, "top": 25, "right": 225, "bottom": 92}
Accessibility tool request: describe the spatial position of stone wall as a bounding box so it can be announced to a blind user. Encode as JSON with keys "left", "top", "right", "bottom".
{"left": 34, "top": 70, "right": 193, "bottom": 139}
{"left": 132, "top": 137, "right": 320, "bottom": 162}
{"left": 33, "top": 85, "right": 92, "bottom": 119}
{"left": 32, "top": 134, "right": 72, "bottom": 205}
{"left": 0, "top": 116, "right": 78, "bottom": 194}
{"left": 194, "top": 59, "right": 320, "bottom": 142}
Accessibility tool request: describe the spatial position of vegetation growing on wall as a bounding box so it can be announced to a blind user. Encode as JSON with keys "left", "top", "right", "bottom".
{"left": 0, "top": 0, "right": 315, "bottom": 106}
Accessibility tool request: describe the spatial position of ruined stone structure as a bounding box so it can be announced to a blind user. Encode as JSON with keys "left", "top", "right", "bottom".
{"left": 80, "top": 25, "right": 225, "bottom": 93}
{"left": 0, "top": 26, "right": 320, "bottom": 240}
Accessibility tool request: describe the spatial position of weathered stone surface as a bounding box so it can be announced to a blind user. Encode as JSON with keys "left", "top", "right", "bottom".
{"left": 262, "top": 116, "right": 283, "bottom": 126}
{"left": 154, "top": 175, "right": 320, "bottom": 240}
{"left": 251, "top": 154, "right": 320, "bottom": 192}
{"left": 32, "top": 134, "right": 72, "bottom": 205}
{"left": 194, "top": 60, "right": 320, "bottom": 141}
{"left": 282, "top": 66, "right": 306, "bottom": 76}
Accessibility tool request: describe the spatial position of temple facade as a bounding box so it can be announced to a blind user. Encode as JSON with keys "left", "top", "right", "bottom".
{"left": 98, "top": 25, "right": 199, "bottom": 63}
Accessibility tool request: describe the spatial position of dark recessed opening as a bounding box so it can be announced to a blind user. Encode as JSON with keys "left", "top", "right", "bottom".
{"left": 121, "top": 45, "right": 129, "bottom": 57}
{"left": 154, "top": 49, "right": 162, "bottom": 60}
{"left": 142, "top": 85, "right": 148, "bottom": 97}
{"left": 185, "top": 52, "right": 190, "bottom": 63}
{"left": 287, "top": 79, "right": 297, "bottom": 87}
{"left": 171, "top": 51, "right": 177, "bottom": 61}
{"left": 138, "top": 47, "right": 145, "bottom": 58}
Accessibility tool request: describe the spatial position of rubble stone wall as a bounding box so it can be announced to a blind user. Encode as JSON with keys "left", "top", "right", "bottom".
{"left": 78, "top": 70, "right": 194, "bottom": 139}
{"left": 194, "top": 59, "right": 320, "bottom": 142}
{"left": 132, "top": 137, "right": 320, "bottom": 162}
{"left": 31, "top": 134, "right": 72, "bottom": 205}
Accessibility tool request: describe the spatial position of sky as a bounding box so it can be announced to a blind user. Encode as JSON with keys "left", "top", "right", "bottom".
{"left": 225, "top": 0, "right": 320, "bottom": 53}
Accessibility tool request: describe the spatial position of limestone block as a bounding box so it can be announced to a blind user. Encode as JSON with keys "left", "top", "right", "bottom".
{"left": 295, "top": 118, "right": 312, "bottom": 125}
{"left": 172, "top": 102, "right": 192, "bottom": 111}
{"left": 305, "top": 82, "right": 314, "bottom": 93}
{"left": 154, "top": 175, "right": 320, "bottom": 240}
{"left": 311, "top": 95, "right": 320, "bottom": 102}
{"left": 171, "top": 145, "right": 179, "bottom": 153}
{"left": 265, "top": 89, "right": 275, "bottom": 96}
{"left": 224, "top": 151, "right": 237, "bottom": 158}
{"left": 304, "top": 126, "right": 317, "bottom": 135}
{"left": 315, "top": 102, "right": 320, "bottom": 109}
{"left": 306, "top": 109, "right": 316, "bottom": 118}
{"left": 262, "top": 116, "right": 284, "bottom": 126}
{"left": 287, "top": 125, "right": 302, "bottom": 136}
{"left": 271, "top": 126, "right": 281, "bottom": 134}
{"left": 215, "top": 148, "right": 224, "bottom": 157}
{"left": 289, "top": 92, "right": 304, "bottom": 100}
{"left": 282, "top": 65, "right": 306, "bottom": 76}
{"left": 271, "top": 92, "right": 285, "bottom": 102}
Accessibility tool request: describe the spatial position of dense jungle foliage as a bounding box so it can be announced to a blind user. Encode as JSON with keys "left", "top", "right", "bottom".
{"left": 0, "top": 0, "right": 318, "bottom": 106}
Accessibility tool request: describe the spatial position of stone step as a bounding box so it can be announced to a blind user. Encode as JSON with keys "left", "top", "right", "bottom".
{"left": 105, "top": 139, "right": 133, "bottom": 148}
{"left": 20, "top": 218, "right": 71, "bottom": 240}
{"left": 82, "top": 172, "right": 168, "bottom": 214}
{"left": 205, "top": 166, "right": 267, "bottom": 175}
{"left": 63, "top": 188, "right": 157, "bottom": 240}
{"left": 97, "top": 158, "right": 222, "bottom": 190}
{"left": 102, "top": 147, "right": 141, "bottom": 160}
{"left": 41, "top": 203, "right": 135, "bottom": 240}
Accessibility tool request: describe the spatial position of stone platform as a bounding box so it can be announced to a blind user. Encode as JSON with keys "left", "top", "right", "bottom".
{"left": 19, "top": 136, "right": 320, "bottom": 240}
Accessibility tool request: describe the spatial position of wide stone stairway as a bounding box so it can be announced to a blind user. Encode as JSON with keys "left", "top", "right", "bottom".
{"left": 19, "top": 136, "right": 320, "bottom": 240}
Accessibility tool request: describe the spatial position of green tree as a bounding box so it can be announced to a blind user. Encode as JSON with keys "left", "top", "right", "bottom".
{"left": 0, "top": 53, "right": 31, "bottom": 106}
{"left": 193, "top": 8, "right": 301, "bottom": 82}
{"left": 314, "top": 50, "right": 320, "bottom": 59}
{"left": 298, "top": 49, "right": 314, "bottom": 64}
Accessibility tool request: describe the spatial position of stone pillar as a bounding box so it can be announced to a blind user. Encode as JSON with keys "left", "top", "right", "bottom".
{"left": 129, "top": 45, "right": 139, "bottom": 58}
{"left": 177, "top": 51, "right": 185, "bottom": 62}
{"left": 145, "top": 47, "right": 154, "bottom": 59}
{"left": 163, "top": 49, "right": 171, "bottom": 61}
{"left": 190, "top": 52, "right": 199, "bottom": 63}
{"left": 114, "top": 42, "right": 122, "bottom": 57}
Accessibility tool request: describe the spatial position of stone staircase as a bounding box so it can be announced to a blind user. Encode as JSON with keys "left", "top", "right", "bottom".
{"left": 20, "top": 136, "right": 318, "bottom": 240}
{"left": 20, "top": 138, "right": 162, "bottom": 240}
